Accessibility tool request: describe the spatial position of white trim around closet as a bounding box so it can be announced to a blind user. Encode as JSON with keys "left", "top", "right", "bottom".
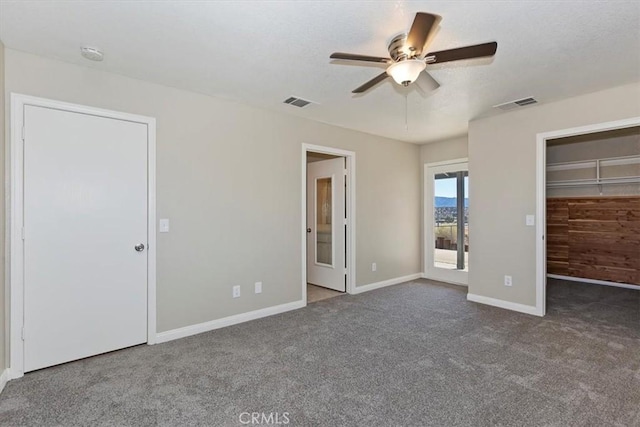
{"left": 535, "top": 116, "right": 640, "bottom": 317}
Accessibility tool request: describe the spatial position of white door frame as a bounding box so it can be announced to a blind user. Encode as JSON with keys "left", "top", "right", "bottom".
{"left": 535, "top": 116, "right": 640, "bottom": 317}
{"left": 424, "top": 158, "right": 469, "bottom": 286}
{"left": 301, "top": 144, "right": 356, "bottom": 303}
{"left": 7, "top": 94, "right": 157, "bottom": 379}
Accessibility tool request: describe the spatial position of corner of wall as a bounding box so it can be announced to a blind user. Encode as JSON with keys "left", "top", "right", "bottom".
{"left": 0, "top": 40, "right": 6, "bottom": 373}
{"left": 467, "top": 82, "right": 640, "bottom": 309}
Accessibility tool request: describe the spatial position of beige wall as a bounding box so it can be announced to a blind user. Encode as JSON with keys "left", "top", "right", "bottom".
{"left": 3, "top": 49, "right": 421, "bottom": 335}
{"left": 420, "top": 136, "right": 468, "bottom": 166}
{"left": 468, "top": 82, "right": 640, "bottom": 307}
{"left": 0, "top": 41, "right": 5, "bottom": 372}
{"left": 547, "top": 129, "right": 640, "bottom": 197}
{"left": 419, "top": 136, "right": 468, "bottom": 272}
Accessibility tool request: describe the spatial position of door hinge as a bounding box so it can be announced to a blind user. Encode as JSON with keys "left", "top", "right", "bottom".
{"left": 344, "top": 169, "right": 347, "bottom": 176}
{"left": 21, "top": 125, "right": 25, "bottom": 142}
{"left": 343, "top": 218, "right": 347, "bottom": 225}
{"left": 21, "top": 227, "right": 25, "bottom": 241}
{"left": 21, "top": 326, "right": 25, "bottom": 341}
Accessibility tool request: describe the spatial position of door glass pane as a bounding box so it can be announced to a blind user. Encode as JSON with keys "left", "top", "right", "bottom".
{"left": 433, "top": 171, "right": 468, "bottom": 271}
{"left": 316, "top": 177, "right": 332, "bottom": 265}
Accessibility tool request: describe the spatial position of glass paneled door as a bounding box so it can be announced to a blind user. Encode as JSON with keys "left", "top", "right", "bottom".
{"left": 307, "top": 157, "right": 346, "bottom": 292}
{"left": 315, "top": 177, "right": 333, "bottom": 266}
{"left": 425, "top": 161, "right": 469, "bottom": 285}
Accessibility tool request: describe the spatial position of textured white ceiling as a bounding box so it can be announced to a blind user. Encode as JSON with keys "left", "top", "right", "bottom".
{"left": 1, "top": 1, "right": 639, "bottom": 143}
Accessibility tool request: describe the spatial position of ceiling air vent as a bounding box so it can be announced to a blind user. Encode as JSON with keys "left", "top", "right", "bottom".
{"left": 283, "top": 96, "right": 314, "bottom": 108}
{"left": 494, "top": 97, "right": 538, "bottom": 111}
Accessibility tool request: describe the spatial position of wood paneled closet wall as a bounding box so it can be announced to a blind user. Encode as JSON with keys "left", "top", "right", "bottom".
{"left": 547, "top": 196, "right": 640, "bottom": 286}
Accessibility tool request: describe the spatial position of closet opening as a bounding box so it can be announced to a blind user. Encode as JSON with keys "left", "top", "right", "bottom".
{"left": 544, "top": 125, "right": 639, "bottom": 315}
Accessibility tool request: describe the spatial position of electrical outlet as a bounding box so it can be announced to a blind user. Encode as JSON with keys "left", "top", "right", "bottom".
{"left": 232, "top": 285, "right": 241, "bottom": 298}
{"left": 255, "top": 282, "right": 262, "bottom": 294}
{"left": 504, "top": 275, "right": 513, "bottom": 287}
{"left": 372, "top": 262, "right": 377, "bottom": 272}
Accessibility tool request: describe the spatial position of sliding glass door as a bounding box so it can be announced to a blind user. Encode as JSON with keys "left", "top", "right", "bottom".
{"left": 425, "top": 161, "right": 469, "bottom": 285}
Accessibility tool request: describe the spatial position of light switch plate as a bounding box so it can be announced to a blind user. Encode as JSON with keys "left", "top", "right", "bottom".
{"left": 159, "top": 219, "right": 170, "bottom": 233}
{"left": 526, "top": 215, "right": 535, "bottom": 226}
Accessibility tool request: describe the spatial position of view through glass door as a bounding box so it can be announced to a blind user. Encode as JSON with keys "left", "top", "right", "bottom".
{"left": 425, "top": 161, "right": 469, "bottom": 285}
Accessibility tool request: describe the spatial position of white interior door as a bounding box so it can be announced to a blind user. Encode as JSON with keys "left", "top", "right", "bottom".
{"left": 23, "top": 105, "right": 149, "bottom": 372}
{"left": 307, "top": 158, "right": 346, "bottom": 292}
{"left": 425, "top": 161, "right": 469, "bottom": 285}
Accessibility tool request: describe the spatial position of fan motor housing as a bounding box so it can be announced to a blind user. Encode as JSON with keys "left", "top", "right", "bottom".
{"left": 388, "top": 33, "right": 414, "bottom": 62}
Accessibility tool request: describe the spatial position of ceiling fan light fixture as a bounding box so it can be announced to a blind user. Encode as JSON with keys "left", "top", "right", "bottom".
{"left": 386, "top": 59, "right": 426, "bottom": 86}
{"left": 330, "top": 12, "right": 497, "bottom": 95}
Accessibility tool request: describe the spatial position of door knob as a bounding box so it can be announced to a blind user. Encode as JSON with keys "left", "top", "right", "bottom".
{"left": 307, "top": 228, "right": 312, "bottom": 233}
{"left": 135, "top": 243, "right": 145, "bottom": 252}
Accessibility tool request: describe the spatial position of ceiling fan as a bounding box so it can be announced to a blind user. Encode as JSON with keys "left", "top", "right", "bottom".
{"left": 330, "top": 12, "right": 497, "bottom": 94}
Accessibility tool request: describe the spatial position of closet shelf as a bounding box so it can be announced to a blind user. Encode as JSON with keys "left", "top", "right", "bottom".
{"left": 547, "top": 176, "right": 640, "bottom": 188}
{"left": 547, "top": 154, "right": 640, "bottom": 172}
{"left": 546, "top": 154, "right": 640, "bottom": 188}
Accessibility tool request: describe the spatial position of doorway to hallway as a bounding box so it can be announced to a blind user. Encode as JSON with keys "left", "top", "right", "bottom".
{"left": 302, "top": 144, "right": 356, "bottom": 304}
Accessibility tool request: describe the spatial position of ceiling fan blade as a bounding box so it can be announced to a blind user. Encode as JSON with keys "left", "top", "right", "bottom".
{"left": 426, "top": 42, "right": 498, "bottom": 64}
{"left": 406, "top": 12, "right": 441, "bottom": 56}
{"left": 352, "top": 72, "right": 389, "bottom": 93}
{"left": 414, "top": 71, "right": 440, "bottom": 94}
{"left": 330, "top": 52, "right": 391, "bottom": 64}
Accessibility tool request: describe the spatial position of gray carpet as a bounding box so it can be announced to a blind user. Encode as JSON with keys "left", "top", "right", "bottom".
{"left": 1, "top": 278, "right": 639, "bottom": 426}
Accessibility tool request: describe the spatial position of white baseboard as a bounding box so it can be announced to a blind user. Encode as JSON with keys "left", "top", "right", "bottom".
{"left": 351, "top": 273, "right": 422, "bottom": 295}
{"left": 467, "top": 293, "right": 541, "bottom": 316}
{"left": 421, "top": 273, "right": 468, "bottom": 287}
{"left": 0, "top": 369, "right": 9, "bottom": 394}
{"left": 548, "top": 274, "right": 639, "bottom": 290}
{"left": 155, "top": 299, "right": 305, "bottom": 344}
